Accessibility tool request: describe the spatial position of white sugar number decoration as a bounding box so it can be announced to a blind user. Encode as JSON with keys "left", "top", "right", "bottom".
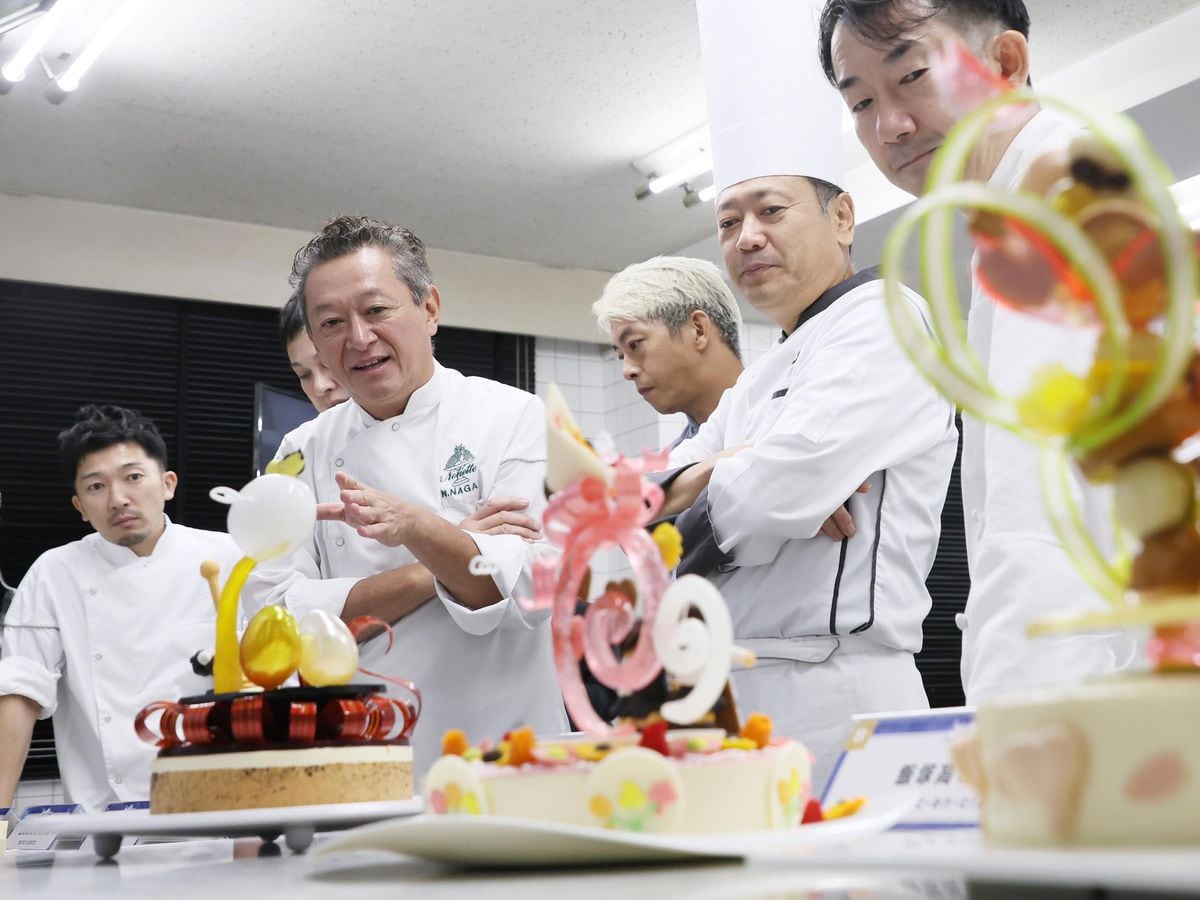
{"left": 652, "top": 575, "right": 734, "bottom": 725}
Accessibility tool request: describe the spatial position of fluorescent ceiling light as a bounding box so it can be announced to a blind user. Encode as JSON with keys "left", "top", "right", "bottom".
{"left": 0, "top": 0, "right": 50, "bottom": 36}
{"left": 0, "top": 0, "right": 72, "bottom": 83}
{"left": 648, "top": 155, "right": 712, "bottom": 195}
{"left": 1170, "top": 172, "right": 1200, "bottom": 227}
{"left": 54, "top": 0, "right": 139, "bottom": 93}
{"left": 696, "top": 183, "right": 717, "bottom": 203}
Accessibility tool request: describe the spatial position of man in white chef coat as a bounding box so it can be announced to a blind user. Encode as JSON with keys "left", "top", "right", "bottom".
{"left": 244, "top": 216, "right": 567, "bottom": 774}
{"left": 818, "top": 0, "right": 1136, "bottom": 703}
{"left": 0, "top": 405, "right": 240, "bottom": 811}
{"left": 666, "top": 0, "right": 959, "bottom": 791}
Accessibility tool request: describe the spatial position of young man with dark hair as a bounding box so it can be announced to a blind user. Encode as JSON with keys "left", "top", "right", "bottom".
{"left": 0, "top": 405, "right": 239, "bottom": 810}
{"left": 820, "top": 0, "right": 1136, "bottom": 701}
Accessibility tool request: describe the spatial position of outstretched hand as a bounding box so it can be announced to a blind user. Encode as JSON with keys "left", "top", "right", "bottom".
{"left": 317, "top": 472, "right": 416, "bottom": 548}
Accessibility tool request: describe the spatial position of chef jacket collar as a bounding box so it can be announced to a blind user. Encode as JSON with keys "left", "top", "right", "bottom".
{"left": 782, "top": 266, "right": 880, "bottom": 341}
{"left": 90, "top": 514, "right": 174, "bottom": 568}
{"left": 352, "top": 361, "right": 447, "bottom": 430}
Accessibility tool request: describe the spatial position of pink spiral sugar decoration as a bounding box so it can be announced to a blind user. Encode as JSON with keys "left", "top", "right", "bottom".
{"left": 522, "top": 464, "right": 669, "bottom": 736}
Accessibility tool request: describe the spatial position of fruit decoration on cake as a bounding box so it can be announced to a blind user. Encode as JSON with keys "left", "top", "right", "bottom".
{"left": 134, "top": 454, "right": 421, "bottom": 813}
{"left": 422, "top": 387, "right": 860, "bottom": 834}
{"left": 880, "top": 40, "right": 1200, "bottom": 846}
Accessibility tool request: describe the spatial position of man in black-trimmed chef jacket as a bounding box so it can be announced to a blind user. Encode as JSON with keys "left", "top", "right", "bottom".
{"left": 243, "top": 216, "right": 567, "bottom": 775}
{"left": 656, "top": 0, "right": 959, "bottom": 793}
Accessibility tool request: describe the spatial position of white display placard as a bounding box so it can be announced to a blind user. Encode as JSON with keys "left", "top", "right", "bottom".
{"left": 9, "top": 803, "right": 82, "bottom": 852}
{"left": 821, "top": 707, "right": 978, "bottom": 830}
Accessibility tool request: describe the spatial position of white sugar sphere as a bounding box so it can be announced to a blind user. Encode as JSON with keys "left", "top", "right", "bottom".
{"left": 215, "top": 474, "right": 316, "bottom": 561}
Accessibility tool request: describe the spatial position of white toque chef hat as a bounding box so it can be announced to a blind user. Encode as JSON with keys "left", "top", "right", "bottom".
{"left": 697, "top": 0, "right": 846, "bottom": 196}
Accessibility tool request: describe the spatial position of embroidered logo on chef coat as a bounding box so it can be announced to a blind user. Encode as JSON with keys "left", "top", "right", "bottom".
{"left": 440, "top": 444, "right": 480, "bottom": 499}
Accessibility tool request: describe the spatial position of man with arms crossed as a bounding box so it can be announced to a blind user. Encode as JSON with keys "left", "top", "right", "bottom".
{"left": 659, "top": 174, "right": 957, "bottom": 789}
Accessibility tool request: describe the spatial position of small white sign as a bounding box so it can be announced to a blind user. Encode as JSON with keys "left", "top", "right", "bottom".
{"left": 822, "top": 707, "right": 979, "bottom": 830}
{"left": 9, "top": 803, "right": 83, "bottom": 852}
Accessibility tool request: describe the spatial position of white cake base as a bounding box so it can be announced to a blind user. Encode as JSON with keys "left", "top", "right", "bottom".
{"left": 960, "top": 673, "right": 1200, "bottom": 846}
{"left": 424, "top": 742, "right": 812, "bottom": 834}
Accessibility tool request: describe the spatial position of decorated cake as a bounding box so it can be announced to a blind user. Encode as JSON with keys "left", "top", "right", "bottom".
{"left": 881, "top": 44, "right": 1200, "bottom": 846}
{"left": 136, "top": 461, "right": 420, "bottom": 814}
{"left": 422, "top": 391, "right": 860, "bottom": 834}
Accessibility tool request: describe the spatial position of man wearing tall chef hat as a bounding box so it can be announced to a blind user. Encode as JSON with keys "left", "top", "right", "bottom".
{"left": 656, "top": 0, "right": 958, "bottom": 791}
{"left": 243, "top": 216, "right": 566, "bottom": 775}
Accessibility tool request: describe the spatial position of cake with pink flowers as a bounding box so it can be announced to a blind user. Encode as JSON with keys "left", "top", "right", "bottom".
{"left": 421, "top": 394, "right": 867, "bottom": 834}
{"left": 424, "top": 722, "right": 818, "bottom": 834}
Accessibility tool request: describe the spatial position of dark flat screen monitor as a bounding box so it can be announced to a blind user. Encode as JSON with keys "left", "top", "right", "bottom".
{"left": 254, "top": 383, "right": 317, "bottom": 476}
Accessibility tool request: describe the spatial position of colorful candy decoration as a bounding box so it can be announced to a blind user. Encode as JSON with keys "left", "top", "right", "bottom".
{"left": 240, "top": 605, "right": 301, "bottom": 690}
{"left": 653, "top": 575, "right": 736, "bottom": 725}
{"left": 422, "top": 391, "right": 849, "bottom": 831}
{"left": 135, "top": 461, "right": 421, "bottom": 751}
{"left": 297, "top": 609, "right": 359, "bottom": 686}
{"left": 881, "top": 38, "right": 1200, "bottom": 663}
{"left": 584, "top": 748, "right": 684, "bottom": 832}
{"left": 209, "top": 473, "right": 317, "bottom": 692}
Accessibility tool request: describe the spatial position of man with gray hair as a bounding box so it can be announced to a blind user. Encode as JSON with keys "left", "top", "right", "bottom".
{"left": 593, "top": 256, "right": 744, "bottom": 448}
{"left": 244, "top": 215, "right": 567, "bottom": 774}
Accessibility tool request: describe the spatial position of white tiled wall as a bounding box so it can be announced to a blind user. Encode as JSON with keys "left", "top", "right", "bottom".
{"left": 534, "top": 338, "right": 660, "bottom": 460}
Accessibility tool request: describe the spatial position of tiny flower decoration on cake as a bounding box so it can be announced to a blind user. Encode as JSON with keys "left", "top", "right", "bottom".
{"left": 881, "top": 37, "right": 1200, "bottom": 663}
{"left": 134, "top": 451, "right": 420, "bottom": 754}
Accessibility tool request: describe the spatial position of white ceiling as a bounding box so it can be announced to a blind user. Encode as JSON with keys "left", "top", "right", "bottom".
{"left": 0, "top": 0, "right": 1198, "bottom": 273}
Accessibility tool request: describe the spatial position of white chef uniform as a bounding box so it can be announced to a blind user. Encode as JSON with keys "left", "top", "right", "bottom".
{"left": 669, "top": 269, "right": 958, "bottom": 790}
{"left": 958, "top": 108, "right": 1138, "bottom": 702}
{"left": 243, "top": 362, "right": 567, "bottom": 775}
{"left": 0, "top": 520, "right": 240, "bottom": 811}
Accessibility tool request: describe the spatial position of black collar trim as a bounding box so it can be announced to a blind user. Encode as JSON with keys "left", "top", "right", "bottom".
{"left": 781, "top": 266, "right": 880, "bottom": 341}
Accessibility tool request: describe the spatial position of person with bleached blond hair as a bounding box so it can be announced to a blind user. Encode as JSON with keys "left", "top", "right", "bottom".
{"left": 593, "top": 256, "right": 744, "bottom": 449}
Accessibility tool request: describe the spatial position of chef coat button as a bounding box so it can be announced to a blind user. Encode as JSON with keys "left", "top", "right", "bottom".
{"left": 335, "top": 537, "right": 346, "bottom": 547}
{"left": 954, "top": 613, "right": 968, "bottom": 632}
{"left": 88, "top": 588, "right": 97, "bottom": 597}
{"left": 103, "top": 715, "right": 112, "bottom": 724}
{"left": 113, "top": 776, "right": 122, "bottom": 785}
{"left": 94, "top": 652, "right": 103, "bottom": 661}
{"left": 391, "top": 423, "right": 400, "bottom": 432}
{"left": 335, "top": 458, "right": 344, "bottom": 467}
